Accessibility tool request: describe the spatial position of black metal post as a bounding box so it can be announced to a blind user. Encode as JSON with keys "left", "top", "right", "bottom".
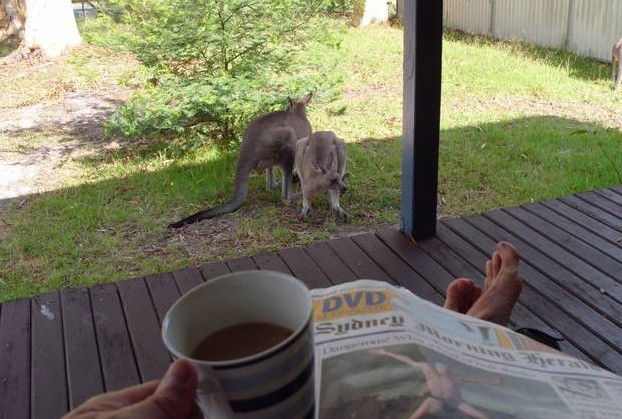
{"left": 401, "top": 0, "right": 444, "bottom": 239}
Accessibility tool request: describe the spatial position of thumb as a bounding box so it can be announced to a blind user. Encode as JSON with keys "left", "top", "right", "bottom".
{"left": 119, "top": 359, "right": 198, "bottom": 419}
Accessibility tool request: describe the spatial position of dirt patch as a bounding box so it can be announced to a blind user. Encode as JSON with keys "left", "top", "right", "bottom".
{"left": 0, "top": 44, "right": 135, "bottom": 204}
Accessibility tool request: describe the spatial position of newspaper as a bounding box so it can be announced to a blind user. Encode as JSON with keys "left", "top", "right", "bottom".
{"left": 311, "top": 280, "right": 622, "bottom": 419}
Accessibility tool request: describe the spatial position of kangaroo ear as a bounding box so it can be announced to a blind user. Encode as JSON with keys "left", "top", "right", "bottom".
{"left": 302, "top": 92, "right": 313, "bottom": 104}
{"left": 288, "top": 97, "right": 295, "bottom": 108}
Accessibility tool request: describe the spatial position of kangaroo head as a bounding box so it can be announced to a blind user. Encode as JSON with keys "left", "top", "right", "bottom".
{"left": 287, "top": 92, "right": 313, "bottom": 115}
{"left": 312, "top": 153, "right": 348, "bottom": 194}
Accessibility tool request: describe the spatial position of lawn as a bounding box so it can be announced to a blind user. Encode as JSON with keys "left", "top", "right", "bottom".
{"left": 1, "top": 24, "right": 621, "bottom": 301}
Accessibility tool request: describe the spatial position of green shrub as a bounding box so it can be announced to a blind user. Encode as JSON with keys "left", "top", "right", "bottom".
{"left": 97, "top": 0, "right": 345, "bottom": 148}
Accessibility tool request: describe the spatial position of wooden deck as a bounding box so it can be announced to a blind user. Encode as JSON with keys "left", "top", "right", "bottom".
{"left": 1, "top": 186, "right": 622, "bottom": 418}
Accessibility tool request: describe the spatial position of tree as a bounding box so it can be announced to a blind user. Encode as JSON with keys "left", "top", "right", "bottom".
{"left": 1, "top": 0, "right": 81, "bottom": 58}
{"left": 360, "top": 0, "right": 388, "bottom": 27}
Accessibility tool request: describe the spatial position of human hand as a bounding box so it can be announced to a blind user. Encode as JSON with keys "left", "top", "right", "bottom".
{"left": 64, "top": 359, "right": 198, "bottom": 419}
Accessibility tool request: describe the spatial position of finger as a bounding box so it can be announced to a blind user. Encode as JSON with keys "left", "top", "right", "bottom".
{"left": 72, "top": 380, "right": 160, "bottom": 413}
{"left": 118, "top": 359, "right": 198, "bottom": 419}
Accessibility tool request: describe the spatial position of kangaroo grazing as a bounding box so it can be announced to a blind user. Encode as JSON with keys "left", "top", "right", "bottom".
{"left": 168, "top": 94, "right": 313, "bottom": 228}
{"left": 295, "top": 131, "right": 348, "bottom": 220}
{"left": 614, "top": 39, "right": 622, "bottom": 90}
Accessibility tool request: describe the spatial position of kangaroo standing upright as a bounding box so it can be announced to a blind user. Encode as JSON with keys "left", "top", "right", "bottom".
{"left": 169, "top": 94, "right": 313, "bottom": 228}
{"left": 613, "top": 39, "right": 622, "bottom": 90}
{"left": 295, "top": 131, "right": 348, "bottom": 220}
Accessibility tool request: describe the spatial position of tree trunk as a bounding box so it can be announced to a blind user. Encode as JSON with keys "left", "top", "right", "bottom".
{"left": 360, "top": 0, "right": 389, "bottom": 27}
{"left": 23, "top": 0, "right": 81, "bottom": 57}
{"left": 0, "top": 0, "right": 26, "bottom": 42}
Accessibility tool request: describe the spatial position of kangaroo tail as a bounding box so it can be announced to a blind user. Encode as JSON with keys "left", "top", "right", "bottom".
{"left": 168, "top": 162, "right": 252, "bottom": 228}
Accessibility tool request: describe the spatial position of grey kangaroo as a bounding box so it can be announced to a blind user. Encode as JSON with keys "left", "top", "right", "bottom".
{"left": 295, "top": 131, "right": 348, "bottom": 220}
{"left": 614, "top": 39, "right": 622, "bottom": 90}
{"left": 169, "top": 94, "right": 313, "bottom": 228}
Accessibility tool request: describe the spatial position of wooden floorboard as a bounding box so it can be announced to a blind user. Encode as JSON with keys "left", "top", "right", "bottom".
{"left": 144, "top": 272, "right": 181, "bottom": 324}
{"left": 0, "top": 298, "right": 30, "bottom": 419}
{"left": 442, "top": 219, "right": 622, "bottom": 371}
{"left": 539, "top": 198, "right": 622, "bottom": 245}
{"left": 470, "top": 212, "right": 622, "bottom": 322}
{"left": 576, "top": 191, "right": 622, "bottom": 218}
{"left": 524, "top": 202, "right": 622, "bottom": 263}
{"left": 595, "top": 188, "right": 622, "bottom": 207}
{"left": 305, "top": 241, "right": 357, "bottom": 284}
{"left": 505, "top": 206, "right": 622, "bottom": 282}
{"left": 117, "top": 279, "right": 172, "bottom": 382}
{"left": 90, "top": 283, "right": 140, "bottom": 392}
{"left": 60, "top": 288, "right": 105, "bottom": 409}
{"left": 226, "top": 257, "right": 257, "bottom": 272}
{"left": 199, "top": 262, "right": 230, "bottom": 281}
{"left": 351, "top": 233, "right": 445, "bottom": 306}
{"left": 432, "top": 223, "right": 597, "bottom": 364}
{"left": 560, "top": 196, "right": 622, "bottom": 231}
{"left": 173, "top": 266, "right": 204, "bottom": 294}
{"left": 4, "top": 186, "right": 622, "bottom": 416}
{"left": 279, "top": 247, "right": 332, "bottom": 288}
{"left": 253, "top": 253, "right": 293, "bottom": 275}
{"left": 31, "top": 292, "right": 68, "bottom": 419}
{"left": 328, "top": 237, "right": 392, "bottom": 283}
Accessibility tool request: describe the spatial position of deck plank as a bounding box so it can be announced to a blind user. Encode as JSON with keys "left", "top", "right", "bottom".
{"left": 90, "top": 283, "right": 140, "bottom": 391}
{"left": 200, "top": 262, "right": 230, "bottom": 281}
{"left": 481, "top": 210, "right": 622, "bottom": 312}
{"left": 595, "top": 188, "right": 622, "bottom": 207}
{"left": 540, "top": 198, "right": 622, "bottom": 245}
{"left": 437, "top": 223, "right": 622, "bottom": 369}
{"left": 420, "top": 228, "right": 591, "bottom": 362}
{"left": 31, "top": 292, "right": 68, "bottom": 419}
{"left": 144, "top": 272, "right": 180, "bottom": 324}
{"left": 173, "top": 266, "right": 205, "bottom": 294}
{"left": 253, "top": 253, "right": 293, "bottom": 275}
{"left": 505, "top": 206, "right": 622, "bottom": 281}
{"left": 227, "top": 257, "right": 257, "bottom": 272}
{"left": 117, "top": 279, "right": 172, "bottom": 382}
{"left": 351, "top": 233, "right": 445, "bottom": 306}
{"left": 328, "top": 237, "right": 392, "bottom": 282}
{"left": 577, "top": 191, "right": 622, "bottom": 217}
{"left": 60, "top": 287, "right": 105, "bottom": 408}
{"left": 560, "top": 196, "right": 622, "bottom": 231}
{"left": 305, "top": 241, "right": 357, "bottom": 284}
{"left": 279, "top": 247, "right": 332, "bottom": 288}
{"left": 0, "top": 298, "right": 30, "bottom": 419}
{"left": 526, "top": 202, "right": 622, "bottom": 262}
{"left": 441, "top": 219, "right": 622, "bottom": 371}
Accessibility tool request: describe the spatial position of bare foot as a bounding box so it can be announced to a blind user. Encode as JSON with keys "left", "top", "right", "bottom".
{"left": 444, "top": 278, "right": 482, "bottom": 314}
{"left": 466, "top": 242, "right": 523, "bottom": 326}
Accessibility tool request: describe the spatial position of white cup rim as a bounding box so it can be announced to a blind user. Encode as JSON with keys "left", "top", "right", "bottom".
{"left": 161, "top": 270, "right": 312, "bottom": 368}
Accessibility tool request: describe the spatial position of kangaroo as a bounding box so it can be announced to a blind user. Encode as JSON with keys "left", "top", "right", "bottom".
{"left": 295, "top": 131, "right": 348, "bottom": 220}
{"left": 614, "top": 39, "right": 622, "bottom": 90}
{"left": 169, "top": 94, "right": 313, "bottom": 228}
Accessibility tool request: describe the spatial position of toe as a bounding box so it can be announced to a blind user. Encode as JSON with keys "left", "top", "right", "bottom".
{"left": 496, "top": 241, "right": 519, "bottom": 268}
{"left": 492, "top": 252, "right": 502, "bottom": 276}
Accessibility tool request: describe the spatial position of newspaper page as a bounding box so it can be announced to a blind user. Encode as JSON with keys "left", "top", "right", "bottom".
{"left": 311, "top": 280, "right": 622, "bottom": 419}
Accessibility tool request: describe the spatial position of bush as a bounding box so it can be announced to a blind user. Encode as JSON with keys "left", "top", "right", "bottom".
{"left": 97, "top": 0, "right": 345, "bottom": 148}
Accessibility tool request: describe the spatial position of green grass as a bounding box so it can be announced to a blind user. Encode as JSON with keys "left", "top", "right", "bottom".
{"left": 1, "top": 25, "right": 621, "bottom": 301}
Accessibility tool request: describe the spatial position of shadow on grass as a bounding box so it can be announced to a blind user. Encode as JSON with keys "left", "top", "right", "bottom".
{"left": 445, "top": 29, "right": 614, "bottom": 83}
{"left": 1, "top": 116, "right": 621, "bottom": 301}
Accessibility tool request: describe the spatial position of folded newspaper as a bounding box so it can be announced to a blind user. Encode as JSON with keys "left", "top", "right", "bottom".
{"left": 311, "top": 280, "right": 622, "bottom": 419}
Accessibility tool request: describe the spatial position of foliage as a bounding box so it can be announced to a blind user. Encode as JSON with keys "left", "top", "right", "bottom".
{"left": 97, "top": 0, "right": 344, "bottom": 147}
{"left": 320, "top": 0, "right": 364, "bottom": 18}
